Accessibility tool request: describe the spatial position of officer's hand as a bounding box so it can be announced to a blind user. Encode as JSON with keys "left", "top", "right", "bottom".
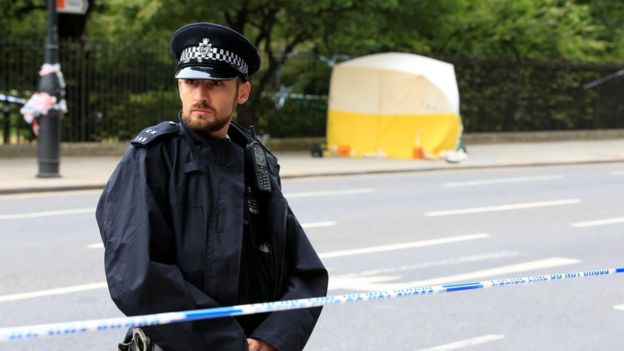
{"left": 247, "top": 338, "right": 277, "bottom": 351}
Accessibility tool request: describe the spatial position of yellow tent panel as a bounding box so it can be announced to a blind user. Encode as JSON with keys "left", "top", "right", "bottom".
{"left": 326, "top": 52, "right": 462, "bottom": 159}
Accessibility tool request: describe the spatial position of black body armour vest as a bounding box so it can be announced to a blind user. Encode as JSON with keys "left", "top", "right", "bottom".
{"left": 236, "top": 152, "right": 278, "bottom": 335}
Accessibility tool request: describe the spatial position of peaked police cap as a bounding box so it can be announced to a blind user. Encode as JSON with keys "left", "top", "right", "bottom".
{"left": 170, "top": 23, "right": 261, "bottom": 81}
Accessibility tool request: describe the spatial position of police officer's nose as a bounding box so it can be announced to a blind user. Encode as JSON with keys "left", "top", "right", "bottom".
{"left": 193, "top": 81, "right": 211, "bottom": 102}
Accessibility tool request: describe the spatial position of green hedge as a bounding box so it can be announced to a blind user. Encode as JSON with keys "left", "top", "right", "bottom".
{"left": 453, "top": 59, "right": 624, "bottom": 132}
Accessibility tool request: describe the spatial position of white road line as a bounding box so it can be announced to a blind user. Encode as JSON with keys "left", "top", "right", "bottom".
{"left": 614, "top": 304, "right": 624, "bottom": 311}
{"left": 0, "top": 190, "right": 100, "bottom": 200}
{"left": 302, "top": 221, "right": 336, "bottom": 229}
{"left": 85, "top": 221, "right": 335, "bottom": 250}
{"left": 0, "top": 208, "right": 95, "bottom": 220}
{"left": 0, "top": 282, "right": 108, "bottom": 303}
{"left": 571, "top": 217, "right": 624, "bottom": 228}
{"left": 329, "top": 257, "right": 580, "bottom": 291}
{"left": 425, "top": 199, "right": 580, "bottom": 217}
{"left": 397, "top": 257, "right": 580, "bottom": 288}
{"left": 443, "top": 175, "right": 563, "bottom": 188}
{"left": 319, "top": 233, "right": 490, "bottom": 259}
{"left": 87, "top": 222, "right": 336, "bottom": 250}
{"left": 285, "top": 188, "right": 375, "bottom": 199}
{"left": 334, "top": 251, "right": 521, "bottom": 279}
{"left": 611, "top": 170, "right": 624, "bottom": 176}
{"left": 416, "top": 334, "right": 505, "bottom": 351}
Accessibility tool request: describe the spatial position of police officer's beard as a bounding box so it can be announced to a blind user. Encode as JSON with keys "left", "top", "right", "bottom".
{"left": 182, "top": 97, "right": 238, "bottom": 134}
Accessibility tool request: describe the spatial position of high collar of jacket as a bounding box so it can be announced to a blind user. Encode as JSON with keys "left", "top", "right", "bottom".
{"left": 178, "top": 115, "right": 249, "bottom": 171}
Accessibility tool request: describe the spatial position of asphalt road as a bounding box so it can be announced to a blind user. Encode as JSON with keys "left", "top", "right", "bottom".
{"left": 0, "top": 163, "right": 623, "bottom": 350}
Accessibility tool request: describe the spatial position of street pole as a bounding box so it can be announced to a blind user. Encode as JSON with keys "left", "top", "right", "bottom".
{"left": 37, "top": 0, "right": 63, "bottom": 178}
{"left": 2, "top": 97, "right": 9, "bottom": 145}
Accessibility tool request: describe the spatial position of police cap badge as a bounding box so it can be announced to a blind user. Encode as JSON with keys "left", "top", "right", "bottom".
{"left": 170, "top": 23, "right": 261, "bottom": 81}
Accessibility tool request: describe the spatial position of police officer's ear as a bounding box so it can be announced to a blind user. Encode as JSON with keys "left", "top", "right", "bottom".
{"left": 237, "top": 79, "right": 251, "bottom": 104}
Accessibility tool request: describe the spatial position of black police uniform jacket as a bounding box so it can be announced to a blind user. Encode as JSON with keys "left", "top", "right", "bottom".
{"left": 96, "top": 119, "right": 328, "bottom": 351}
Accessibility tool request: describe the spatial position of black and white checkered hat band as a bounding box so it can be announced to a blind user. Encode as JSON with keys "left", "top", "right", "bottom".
{"left": 179, "top": 39, "right": 248, "bottom": 76}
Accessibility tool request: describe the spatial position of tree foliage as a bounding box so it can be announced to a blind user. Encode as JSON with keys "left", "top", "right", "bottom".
{"left": 585, "top": 0, "right": 624, "bottom": 60}
{"left": 1, "top": 0, "right": 48, "bottom": 37}
{"left": 3, "top": 0, "right": 623, "bottom": 136}
{"left": 7, "top": 0, "right": 623, "bottom": 62}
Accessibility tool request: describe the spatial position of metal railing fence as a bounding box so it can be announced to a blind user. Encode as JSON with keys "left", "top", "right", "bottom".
{"left": 452, "top": 59, "right": 624, "bottom": 132}
{"left": 1, "top": 38, "right": 623, "bottom": 144}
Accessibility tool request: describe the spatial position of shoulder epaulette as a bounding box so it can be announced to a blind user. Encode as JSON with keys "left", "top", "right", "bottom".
{"left": 131, "top": 121, "right": 179, "bottom": 147}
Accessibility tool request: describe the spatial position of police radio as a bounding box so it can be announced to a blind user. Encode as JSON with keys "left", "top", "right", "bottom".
{"left": 246, "top": 126, "right": 272, "bottom": 193}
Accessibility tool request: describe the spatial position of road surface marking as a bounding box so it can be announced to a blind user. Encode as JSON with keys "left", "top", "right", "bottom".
{"left": 285, "top": 188, "right": 375, "bottom": 198}
{"left": 0, "top": 282, "right": 108, "bottom": 303}
{"left": 425, "top": 199, "right": 580, "bottom": 217}
{"left": 615, "top": 304, "right": 624, "bottom": 311}
{"left": 416, "top": 334, "right": 505, "bottom": 351}
{"left": 571, "top": 217, "right": 624, "bottom": 228}
{"left": 443, "top": 175, "right": 563, "bottom": 188}
{"left": 87, "top": 222, "right": 336, "bottom": 249}
{"left": 333, "top": 251, "right": 520, "bottom": 278}
{"left": 329, "top": 257, "right": 580, "bottom": 291}
{"left": 0, "top": 190, "right": 100, "bottom": 200}
{"left": 612, "top": 170, "right": 624, "bottom": 176}
{"left": 0, "top": 208, "right": 95, "bottom": 220}
{"left": 319, "top": 233, "right": 490, "bottom": 259}
{"left": 302, "top": 221, "right": 336, "bottom": 229}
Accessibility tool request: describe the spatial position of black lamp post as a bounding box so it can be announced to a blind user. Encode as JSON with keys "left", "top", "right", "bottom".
{"left": 37, "top": 0, "right": 64, "bottom": 178}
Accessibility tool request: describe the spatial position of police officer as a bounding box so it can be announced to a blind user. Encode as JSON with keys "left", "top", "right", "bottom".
{"left": 96, "top": 22, "right": 328, "bottom": 351}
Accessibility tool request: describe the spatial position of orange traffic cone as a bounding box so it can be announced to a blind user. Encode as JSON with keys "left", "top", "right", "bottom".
{"left": 412, "top": 147, "right": 423, "bottom": 159}
{"left": 413, "top": 128, "right": 424, "bottom": 159}
{"left": 337, "top": 145, "right": 351, "bottom": 157}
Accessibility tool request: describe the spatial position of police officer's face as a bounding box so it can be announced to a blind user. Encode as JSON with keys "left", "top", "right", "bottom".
{"left": 178, "top": 78, "right": 251, "bottom": 137}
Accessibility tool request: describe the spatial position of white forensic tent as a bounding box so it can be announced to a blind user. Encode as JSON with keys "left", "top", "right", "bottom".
{"left": 326, "top": 52, "right": 462, "bottom": 159}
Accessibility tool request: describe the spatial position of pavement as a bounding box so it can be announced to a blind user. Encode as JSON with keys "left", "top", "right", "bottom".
{"left": 1, "top": 138, "right": 623, "bottom": 194}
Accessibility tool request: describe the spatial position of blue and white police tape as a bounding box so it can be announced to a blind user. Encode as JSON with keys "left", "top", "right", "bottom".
{"left": 0, "top": 94, "right": 27, "bottom": 105}
{"left": 1, "top": 266, "right": 622, "bottom": 342}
